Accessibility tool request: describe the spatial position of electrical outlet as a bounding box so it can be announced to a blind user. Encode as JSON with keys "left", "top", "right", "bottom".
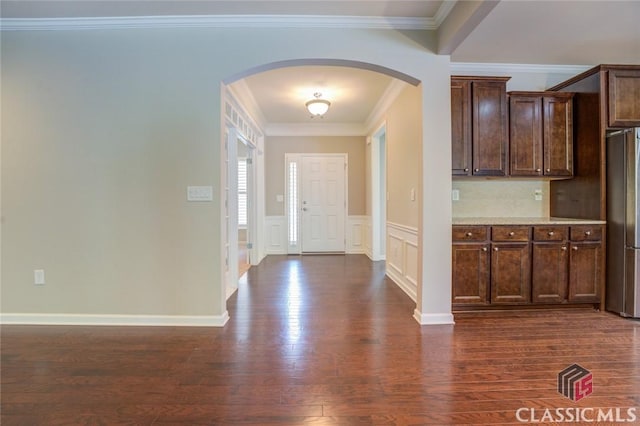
{"left": 452, "top": 189, "right": 460, "bottom": 201}
{"left": 534, "top": 189, "right": 543, "bottom": 201}
{"left": 34, "top": 269, "right": 45, "bottom": 285}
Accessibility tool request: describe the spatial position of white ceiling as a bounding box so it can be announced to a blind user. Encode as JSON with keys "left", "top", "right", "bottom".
{"left": 2, "top": 1, "right": 639, "bottom": 130}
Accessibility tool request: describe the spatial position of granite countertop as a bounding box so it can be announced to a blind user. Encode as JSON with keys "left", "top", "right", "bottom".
{"left": 452, "top": 217, "right": 607, "bottom": 226}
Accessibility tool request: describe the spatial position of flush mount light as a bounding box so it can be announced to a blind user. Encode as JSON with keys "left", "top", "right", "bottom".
{"left": 305, "top": 92, "right": 331, "bottom": 117}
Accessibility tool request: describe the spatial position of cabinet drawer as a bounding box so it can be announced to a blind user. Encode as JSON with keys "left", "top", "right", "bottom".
{"left": 492, "top": 226, "right": 530, "bottom": 242}
{"left": 570, "top": 225, "right": 602, "bottom": 241}
{"left": 453, "top": 226, "right": 488, "bottom": 242}
{"left": 533, "top": 226, "right": 568, "bottom": 241}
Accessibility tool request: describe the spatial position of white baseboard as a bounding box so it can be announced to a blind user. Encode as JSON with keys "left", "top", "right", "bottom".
{"left": 0, "top": 312, "right": 230, "bottom": 327}
{"left": 413, "top": 309, "right": 455, "bottom": 325}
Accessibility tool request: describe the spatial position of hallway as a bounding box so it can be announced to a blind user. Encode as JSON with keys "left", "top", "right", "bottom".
{"left": 2, "top": 255, "right": 639, "bottom": 424}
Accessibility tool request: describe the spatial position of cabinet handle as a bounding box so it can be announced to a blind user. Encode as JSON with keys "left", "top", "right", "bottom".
{"left": 474, "top": 168, "right": 480, "bottom": 172}
{"left": 466, "top": 232, "right": 473, "bottom": 237}
{"left": 548, "top": 231, "right": 554, "bottom": 236}
{"left": 464, "top": 168, "right": 469, "bottom": 172}
{"left": 536, "top": 168, "right": 541, "bottom": 172}
{"left": 585, "top": 230, "right": 592, "bottom": 236}
{"left": 494, "top": 247, "right": 499, "bottom": 251}
{"left": 546, "top": 168, "right": 551, "bottom": 172}
{"left": 509, "top": 231, "right": 515, "bottom": 236}
{"left": 482, "top": 247, "right": 488, "bottom": 252}
{"left": 561, "top": 246, "right": 567, "bottom": 251}
{"left": 572, "top": 246, "right": 578, "bottom": 251}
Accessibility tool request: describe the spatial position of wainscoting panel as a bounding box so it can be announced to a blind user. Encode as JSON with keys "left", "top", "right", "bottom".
{"left": 346, "top": 216, "right": 367, "bottom": 254}
{"left": 386, "top": 221, "right": 418, "bottom": 302}
{"left": 264, "top": 216, "right": 287, "bottom": 255}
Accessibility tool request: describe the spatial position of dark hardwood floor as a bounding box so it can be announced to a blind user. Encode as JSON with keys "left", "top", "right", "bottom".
{"left": 2, "top": 254, "right": 639, "bottom": 425}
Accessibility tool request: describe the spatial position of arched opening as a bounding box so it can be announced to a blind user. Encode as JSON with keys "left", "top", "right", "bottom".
{"left": 220, "top": 58, "right": 425, "bottom": 318}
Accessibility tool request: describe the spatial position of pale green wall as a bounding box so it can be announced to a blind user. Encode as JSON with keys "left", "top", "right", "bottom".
{"left": 1, "top": 27, "right": 455, "bottom": 319}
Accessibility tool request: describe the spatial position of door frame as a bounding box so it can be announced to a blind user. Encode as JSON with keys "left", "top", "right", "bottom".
{"left": 224, "top": 127, "right": 258, "bottom": 298}
{"left": 285, "top": 153, "right": 348, "bottom": 254}
{"left": 370, "top": 122, "right": 387, "bottom": 261}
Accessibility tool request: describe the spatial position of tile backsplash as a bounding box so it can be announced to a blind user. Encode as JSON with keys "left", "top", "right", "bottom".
{"left": 452, "top": 180, "right": 550, "bottom": 217}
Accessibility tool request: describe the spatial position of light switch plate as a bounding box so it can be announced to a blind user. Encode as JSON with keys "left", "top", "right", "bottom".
{"left": 34, "top": 269, "right": 45, "bottom": 285}
{"left": 187, "top": 186, "right": 213, "bottom": 202}
{"left": 276, "top": 194, "right": 284, "bottom": 202}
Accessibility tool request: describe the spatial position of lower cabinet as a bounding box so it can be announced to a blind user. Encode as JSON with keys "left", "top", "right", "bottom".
{"left": 491, "top": 242, "right": 531, "bottom": 304}
{"left": 453, "top": 224, "right": 603, "bottom": 309}
{"left": 532, "top": 242, "right": 568, "bottom": 303}
{"left": 451, "top": 243, "right": 489, "bottom": 305}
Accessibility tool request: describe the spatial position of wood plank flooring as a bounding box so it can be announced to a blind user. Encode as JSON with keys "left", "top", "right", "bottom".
{"left": 2, "top": 254, "right": 639, "bottom": 425}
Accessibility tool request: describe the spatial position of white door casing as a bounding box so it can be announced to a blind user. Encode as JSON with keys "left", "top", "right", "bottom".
{"left": 301, "top": 155, "right": 347, "bottom": 253}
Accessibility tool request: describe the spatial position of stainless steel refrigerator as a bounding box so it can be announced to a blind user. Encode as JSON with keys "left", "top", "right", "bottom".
{"left": 606, "top": 128, "right": 640, "bottom": 318}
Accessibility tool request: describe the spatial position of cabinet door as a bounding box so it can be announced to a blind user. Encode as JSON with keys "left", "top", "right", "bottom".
{"left": 451, "top": 79, "right": 472, "bottom": 176}
{"left": 532, "top": 242, "right": 568, "bottom": 303}
{"left": 543, "top": 95, "right": 573, "bottom": 176}
{"left": 452, "top": 243, "right": 490, "bottom": 305}
{"left": 608, "top": 69, "right": 640, "bottom": 128}
{"left": 491, "top": 243, "right": 531, "bottom": 304}
{"left": 472, "top": 81, "right": 508, "bottom": 176}
{"left": 568, "top": 242, "right": 603, "bottom": 303}
{"left": 509, "top": 95, "right": 543, "bottom": 176}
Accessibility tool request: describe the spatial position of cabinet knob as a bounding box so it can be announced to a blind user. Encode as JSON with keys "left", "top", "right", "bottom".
{"left": 572, "top": 246, "right": 578, "bottom": 251}
{"left": 466, "top": 232, "right": 473, "bottom": 237}
{"left": 464, "top": 168, "right": 469, "bottom": 172}
{"left": 494, "top": 247, "right": 499, "bottom": 251}
{"left": 474, "top": 168, "right": 480, "bottom": 172}
{"left": 561, "top": 246, "right": 567, "bottom": 251}
{"left": 548, "top": 231, "right": 554, "bottom": 236}
{"left": 509, "top": 231, "right": 515, "bottom": 236}
{"left": 482, "top": 247, "right": 488, "bottom": 252}
{"left": 585, "top": 230, "right": 592, "bottom": 236}
{"left": 536, "top": 168, "right": 541, "bottom": 172}
{"left": 546, "top": 168, "right": 551, "bottom": 172}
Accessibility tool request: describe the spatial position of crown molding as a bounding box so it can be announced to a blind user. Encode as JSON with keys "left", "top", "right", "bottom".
{"left": 265, "top": 122, "right": 366, "bottom": 137}
{"left": 365, "top": 79, "right": 408, "bottom": 134}
{"left": 434, "top": 0, "right": 457, "bottom": 27}
{"left": 451, "top": 62, "right": 593, "bottom": 75}
{"left": 0, "top": 15, "right": 437, "bottom": 31}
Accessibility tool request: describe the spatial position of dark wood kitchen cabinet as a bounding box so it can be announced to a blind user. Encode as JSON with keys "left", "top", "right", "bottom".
{"left": 509, "top": 92, "right": 573, "bottom": 177}
{"left": 452, "top": 226, "right": 489, "bottom": 305}
{"left": 490, "top": 226, "right": 531, "bottom": 304}
{"left": 568, "top": 225, "right": 604, "bottom": 303}
{"left": 451, "top": 79, "right": 472, "bottom": 175}
{"left": 453, "top": 224, "right": 603, "bottom": 310}
{"left": 608, "top": 68, "right": 640, "bottom": 128}
{"left": 451, "top": 76, "right": 510, "bottom": 177}
{"left": 532, "top": 226, "right": 569, "bottom": 303}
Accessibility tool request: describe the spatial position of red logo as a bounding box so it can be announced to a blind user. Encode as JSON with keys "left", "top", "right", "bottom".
{"left": 558, "top": 364, "right": 593, "bottom": 401}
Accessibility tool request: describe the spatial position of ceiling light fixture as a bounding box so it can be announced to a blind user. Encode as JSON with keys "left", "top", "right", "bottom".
{"left": 305, "top": 92, "right": 331, "bottom": 117}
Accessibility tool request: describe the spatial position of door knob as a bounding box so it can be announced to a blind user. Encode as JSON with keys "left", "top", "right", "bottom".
{"left": 302, "top": 207, "right": 307, "bottom": 211}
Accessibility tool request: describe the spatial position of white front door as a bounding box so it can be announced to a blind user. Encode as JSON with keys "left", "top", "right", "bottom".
{"left": 301, "top": 155, "right": 346, "bottom": 252}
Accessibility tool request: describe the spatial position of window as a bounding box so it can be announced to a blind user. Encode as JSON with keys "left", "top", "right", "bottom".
{"left": 238, "top": 158, "right": 247, "bottom": 227}
{"left": 288, "top": 161, "right": 298, "bottom": 245}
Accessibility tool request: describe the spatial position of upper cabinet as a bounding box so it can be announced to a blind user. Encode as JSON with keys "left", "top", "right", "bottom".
{"left": 509, "top": 92, "right": 573, "bottom": 177}
{"left": 608, "top": 68, "right": 640, "bottom": 128}
{"left": 451, "top": 79, "right": 472, "bottom": 175}
{"left": 451, "top": 76, "right": 509, "bottom": 177}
